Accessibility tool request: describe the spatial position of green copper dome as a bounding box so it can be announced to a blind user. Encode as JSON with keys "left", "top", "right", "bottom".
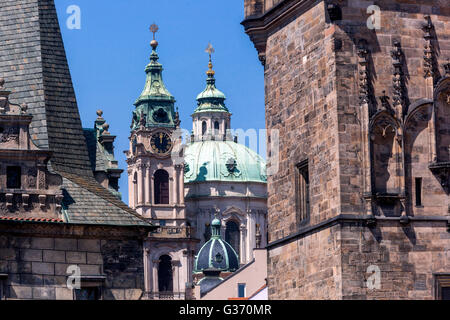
{"left": 184, "top": 140, "right": 267, "bottom": 184}
{"left": 194, "top": 217, "right": 239, "bottom": 274}
{"left": 193, "top": 59, "right": 229, "bottom": 114}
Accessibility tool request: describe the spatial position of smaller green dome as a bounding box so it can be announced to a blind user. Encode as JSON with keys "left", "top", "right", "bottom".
{"left": 194, "top": 218, "right": 239, "bottom": 274}
{"left": 196, "top": 84, "right": 226, "bottom": 101}
{"left": 193, "top": 58, "right": 229, "bottom": 114}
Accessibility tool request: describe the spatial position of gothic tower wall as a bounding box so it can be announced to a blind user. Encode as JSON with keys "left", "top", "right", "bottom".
{"left": 262, "top": 1, "right": 343, "bottom": 299}
{"left": 243, "top": 0, "right": 450, "bottom": 300}
{"left": 264, "top": 1, "right": 340, "bottom": 243}
{"left": 333, "top": 0, "right": 450, "bottom": 217}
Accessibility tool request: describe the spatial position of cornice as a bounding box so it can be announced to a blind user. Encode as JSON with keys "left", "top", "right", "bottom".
{"left": 267, "top": 214, "right": 450, "bottom": 249}
{"left": 0, "top": 220, "right": 154, "bottom": 240}
{"left": 241, "top": 0, "right": 321, "bottom": 64}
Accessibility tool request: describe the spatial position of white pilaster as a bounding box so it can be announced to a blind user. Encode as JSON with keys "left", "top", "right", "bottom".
{"left": 145, "top": 164, "right": 151, "bottom": 205}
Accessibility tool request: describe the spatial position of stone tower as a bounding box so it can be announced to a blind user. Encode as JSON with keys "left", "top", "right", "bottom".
{"left": 243, "top": 0, "right": 450, "bottom": 299}
{"left": 125, "top": 32, "right": 197, "bottom": 300}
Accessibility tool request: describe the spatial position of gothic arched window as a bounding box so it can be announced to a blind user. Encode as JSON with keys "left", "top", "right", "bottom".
{"left": 154, "top": 169, "right": 169, "bottom": 204}
{"left": 202, "top": 121, "right": 207, "bottom": 136}
{"left": 158, "top": 255, "right": 173, "bottom": 293}
{"left": 225, "top": 220, "right": 240, "bottom": 258}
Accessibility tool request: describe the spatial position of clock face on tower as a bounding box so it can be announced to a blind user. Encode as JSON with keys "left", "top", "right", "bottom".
{"left": 150, "top": 131, "right": 172, "bottom": 155}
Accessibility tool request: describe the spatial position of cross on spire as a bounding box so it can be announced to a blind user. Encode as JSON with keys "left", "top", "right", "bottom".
{"left": 150, "top": 23, "right": 159, "bottom": 40}
{"left": 205, "top": 43, "right": 215, "bottom": 77}
{"left": 205, "top": 43, "right": 215, "bottom": 61}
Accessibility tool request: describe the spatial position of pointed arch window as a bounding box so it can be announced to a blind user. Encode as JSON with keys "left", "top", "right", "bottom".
{"left": 154, "top": 169, "right": 169, "bottom": 204}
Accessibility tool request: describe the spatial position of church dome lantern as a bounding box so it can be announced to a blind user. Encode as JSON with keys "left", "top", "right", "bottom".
{"left": 192, "top": 44, "right": 232, "bottom": 142}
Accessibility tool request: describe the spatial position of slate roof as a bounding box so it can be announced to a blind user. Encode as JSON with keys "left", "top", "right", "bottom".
{"left": 60, "top": 172, "right": 148, "bottom": 227}
{"left": 0, "top": 0, "right": 151, "bottom": 228}
{"left": 0, "top": 0, "right": 93, "bottom": 177}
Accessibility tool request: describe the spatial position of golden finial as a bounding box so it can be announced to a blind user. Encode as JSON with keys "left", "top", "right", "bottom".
{"left": 150, "top": 23, "right": 159, "bottom": 49}
{"left": 205, "top": 43, "right": 215, "bottom": 77}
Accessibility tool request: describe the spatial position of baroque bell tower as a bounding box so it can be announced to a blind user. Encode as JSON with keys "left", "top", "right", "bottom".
{"left": 126, "top": 25, "right": 185, "bottom": 222}
{"left": 125, "top": 25, "right": 197, "bottom": 300}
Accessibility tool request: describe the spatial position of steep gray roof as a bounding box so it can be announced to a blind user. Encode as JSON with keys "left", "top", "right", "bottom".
{"left": 0, "top": 0, "right": 150, "bottom": 228}
{"left": 0, "top": 0, "right": 92, "bottom": 176}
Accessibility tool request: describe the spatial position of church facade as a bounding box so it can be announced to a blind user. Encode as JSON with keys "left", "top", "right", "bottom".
{"left": 243, "top": 0, "right": 450, "bottom": 299}
{"left": 126, "top": 36, "right": 268, "bottom": 299}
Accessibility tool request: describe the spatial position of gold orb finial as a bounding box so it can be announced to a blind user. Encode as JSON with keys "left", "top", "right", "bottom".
{"left": 150, "top": 23, "right": 159, "bottom": 49}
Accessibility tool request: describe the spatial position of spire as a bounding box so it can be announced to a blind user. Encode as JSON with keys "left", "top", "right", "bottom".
{"left": 206, "top": 43, "right": 216, "bottom": 82}
{"left": 132, "top": 24, "right": 177, "bottom": 130}
{"left": 194, "top": 43, "right": 229, "bottom": 114}
{"left": 192, "top": 44, "right": 232, "bottom": 142}
{"left": 148, "top": 23, "right": 161, "bottom": 68}
{"left": 135, "top": 24, "right": 175, "bottom": 105}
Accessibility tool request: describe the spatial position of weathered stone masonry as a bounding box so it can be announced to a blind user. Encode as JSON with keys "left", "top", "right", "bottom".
{"left": 243, "top": 0, "right": 450, "bottom": 299}
{"left": 0, "top": 224, "right": 146, "bottom": 300}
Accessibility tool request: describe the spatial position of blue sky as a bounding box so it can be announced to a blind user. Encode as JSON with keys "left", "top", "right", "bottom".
{"left": 55, "top": 0, "right": 265, "bottom": 204}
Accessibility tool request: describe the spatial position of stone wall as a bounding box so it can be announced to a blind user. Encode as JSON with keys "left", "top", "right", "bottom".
{"left": 333, "top": 0, "right": 450, "bottom": 216}
{"left": 0, "top": 234, "right": 144, "bottom": 300}
{"left": 243, "top": 0, "right": 450, "bottom": 300}
{"left": 340, "top": 221, "right": 449, "bottom": 299}
{"left": 264, "top": 1, "right": 340, "bottom": 242}
{"left": 244, "top": 0, "right": 264, "bottom": 18}
{"left": 267, "top": 225, "right": 342, "bottom": 299}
